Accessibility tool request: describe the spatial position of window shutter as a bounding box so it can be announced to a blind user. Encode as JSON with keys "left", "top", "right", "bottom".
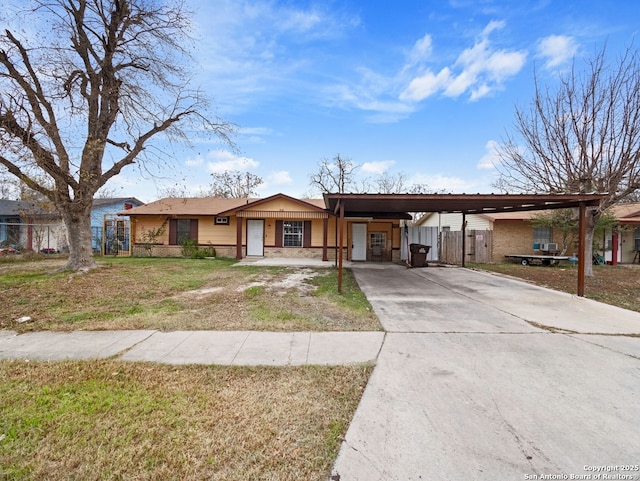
{"left": 303, "top": 221, "right": 311, "bottom": 247}
{"left": 169, "top": 219, "right": 178, "bottom": 245}
{"left": 275, "top": 220, "right": 283, "bottom": 247}
{"left": 190, "top": 219, "right": 198, "bottom": 241}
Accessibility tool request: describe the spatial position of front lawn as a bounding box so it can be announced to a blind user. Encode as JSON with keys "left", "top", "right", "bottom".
{"left": 0, "top": 257, "right": 380, "bottom": 332}
{"left": 468, "top": 263, "right": 640, "bottom": 313}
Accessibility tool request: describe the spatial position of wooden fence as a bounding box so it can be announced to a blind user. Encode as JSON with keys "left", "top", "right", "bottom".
{"left": 440, "top": 229, "right": 493, "bottom": 264}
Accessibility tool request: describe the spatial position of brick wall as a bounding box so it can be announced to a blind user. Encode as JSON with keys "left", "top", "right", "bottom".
{"left": 492, "top": 221, "right": 533, "bottom": 262}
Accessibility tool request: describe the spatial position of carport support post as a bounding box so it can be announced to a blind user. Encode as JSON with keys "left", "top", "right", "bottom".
{"left": 235, "top": 215, "right": 243, "bottom": 260}
{"left": 338, "top": 201, "right": 344, "bottom": 293}
{"left": 577, "top": 202, "right": 586, "bottom": 297}
{"left": 461, "top": 212, "right": 466, "bottom": 267}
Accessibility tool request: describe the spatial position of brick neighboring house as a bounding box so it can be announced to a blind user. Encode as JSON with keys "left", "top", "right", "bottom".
{"left": 418, "top": 202, "right": 640, "bottom": 264}
{"left": 124, "top": 193, "right": 404, "bottom": 261}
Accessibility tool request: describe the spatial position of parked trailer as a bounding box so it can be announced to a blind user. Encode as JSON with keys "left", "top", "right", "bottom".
{"left": 504, "top": 254, "right": 570, "bottom": 266}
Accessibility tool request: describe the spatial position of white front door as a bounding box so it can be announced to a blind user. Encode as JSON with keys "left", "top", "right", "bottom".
{"left": 351, "top": 223, "right": 367, "bottom": 261}
{"left": 246, "top": 219, "right": 264, "bottom": 256}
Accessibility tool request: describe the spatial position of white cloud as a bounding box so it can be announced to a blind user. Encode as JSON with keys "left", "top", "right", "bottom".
{"left": 400, "top": 68, "right": 452, "bottom": 102}
{"left": 477, "top": 140, "right": 501, "bottom": 169}
{"left": 267, "top": 170, "right": 293, "bottom": 185}
{"left": 206, "top": 150, "right": 260, "bottom": 173}
{"left": 536, "top": 35, "right": 578, "bottom": 69}
{"left": 239, "top": 127, "right": 275, "bottom": 136}
{"left": 410, "top": 172, "right": 480, "bottom": 193}
{"left": 361, "top": 160, "right": 396, "bottom": 174}
{"left": 279, "top": 9, "right": 323, "bottom": 33}
{"left": 400, "top": 20, "right": 526, "bottom": 103}
{"left": 406, "top": 34, "right": 433, "bottom": 67}
{"left": 238, "top": 126, "right": 276, "bottom": 144}
{"left": 326, "top": 83, "right": 416, "bottom": 123}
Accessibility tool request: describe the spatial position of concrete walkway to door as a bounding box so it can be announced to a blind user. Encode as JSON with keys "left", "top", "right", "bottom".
{"left": 330, "top": 264, "right": 640, "bottom": 481}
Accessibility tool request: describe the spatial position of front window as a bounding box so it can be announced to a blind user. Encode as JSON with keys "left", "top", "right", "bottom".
{"left": 283, "top": 221, "right": 303, "bottom": 247}
{"left": 370, "top": 232, "right": 386, "bottom": 249}
{"left": 176, "top": 219, "right": 193, "bottom": 244}
{"left": 533, "top": 226, "right": 552, "bottom": 246}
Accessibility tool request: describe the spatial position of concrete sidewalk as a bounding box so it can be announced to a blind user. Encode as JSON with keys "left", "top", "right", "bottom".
{"left": 0, "top": 330, "right": 384, "bottom": 366}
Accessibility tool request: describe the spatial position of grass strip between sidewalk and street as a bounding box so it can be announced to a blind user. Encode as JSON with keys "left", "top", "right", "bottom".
{"left": 0, "top": 360, "right": 372, "bottom": 481}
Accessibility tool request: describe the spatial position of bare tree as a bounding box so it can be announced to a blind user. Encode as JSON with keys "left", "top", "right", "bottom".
{"left": 494, "top": 45, "right": 640, "bottom": 275}
{"left": 309, "top": 154, "right": 362, "bottom": 194}
{"left": 0, "top": 171, "right": 19, "bottom": 199}
{"left": 374, "top": 171, "right": 408, "bottom": 193}
{"left": 158, "top": 183, "right": 211, "bottom": 198}
{"left": 210, "top": 170, "right": 263, "bottom": 198}
{"left": 0, "top": 0, "right": 235, "bottom": 271}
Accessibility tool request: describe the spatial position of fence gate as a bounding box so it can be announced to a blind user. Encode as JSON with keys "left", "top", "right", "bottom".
{"left": 440, "top": 229, "right": 492, "bottom": 264}
{"left": 102, "top": 215, "right": 131, "bottom": 256}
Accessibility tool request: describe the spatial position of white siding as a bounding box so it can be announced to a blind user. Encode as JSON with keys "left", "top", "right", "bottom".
{"left": 418, "top": 213, "right": 491, "bottom": 231}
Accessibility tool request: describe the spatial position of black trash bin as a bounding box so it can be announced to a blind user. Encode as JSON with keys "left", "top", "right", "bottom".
{"left": 409, "top": 243, "right": 430, "bottom": 267}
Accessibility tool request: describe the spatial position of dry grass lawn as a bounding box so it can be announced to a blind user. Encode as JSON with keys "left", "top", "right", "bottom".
{"left": 0, "top": 360, "right": 372, "bottom": 480}
{"left": 469, "top": 262, "right": 640, "bottom": 313}
{"left": 0, "top": 256, "right": 381, "bottom": 332}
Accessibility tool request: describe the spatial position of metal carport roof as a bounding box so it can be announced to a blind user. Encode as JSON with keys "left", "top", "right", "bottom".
{"left": 323, "top": 193, "right": 606, "bottom": 216}
{"left": 323, "top": 193, "right": 608, "bottom": 297}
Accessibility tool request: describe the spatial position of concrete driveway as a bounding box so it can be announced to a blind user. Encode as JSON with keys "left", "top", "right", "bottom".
{"left": 331, "top": 264, "right": 640, "bottom": 481}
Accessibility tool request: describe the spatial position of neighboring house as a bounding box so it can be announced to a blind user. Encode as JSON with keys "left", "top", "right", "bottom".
{"left": 91, "top": 197, "right": 144, "bottom": 254}
{"left": 0, "top": 199, "right": 66, "bottom": 252}
{"left": 418, "top": 210, "right": 554, "bottom": 263}
{"left": 418, "top": 202, "right": 640, "bottom": 264}
{"left": 606, "top": 203, "right": 640, "bottom": 264}
{"left": 124, "top": 193, "right": 404, "bottom": 261}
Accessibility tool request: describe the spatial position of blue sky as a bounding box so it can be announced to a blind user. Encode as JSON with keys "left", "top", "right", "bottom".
{"left": 10, "top": 0, "right": 640, "bottom": 202}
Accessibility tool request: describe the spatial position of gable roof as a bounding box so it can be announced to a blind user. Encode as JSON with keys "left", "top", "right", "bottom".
{"left": 216, "top": 193, "right": 327, "bottom": 216}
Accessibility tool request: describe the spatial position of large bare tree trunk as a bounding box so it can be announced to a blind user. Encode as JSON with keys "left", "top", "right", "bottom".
{"left": 583, "top": 211, "right": 599, "bottom": 277}
{"left": 60, "top": 201, "right": 97, "bottom": 272}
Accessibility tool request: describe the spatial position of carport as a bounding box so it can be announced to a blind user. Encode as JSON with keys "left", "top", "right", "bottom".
{"left": 323, "top": 193, "right": 607, "bottom": 296}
